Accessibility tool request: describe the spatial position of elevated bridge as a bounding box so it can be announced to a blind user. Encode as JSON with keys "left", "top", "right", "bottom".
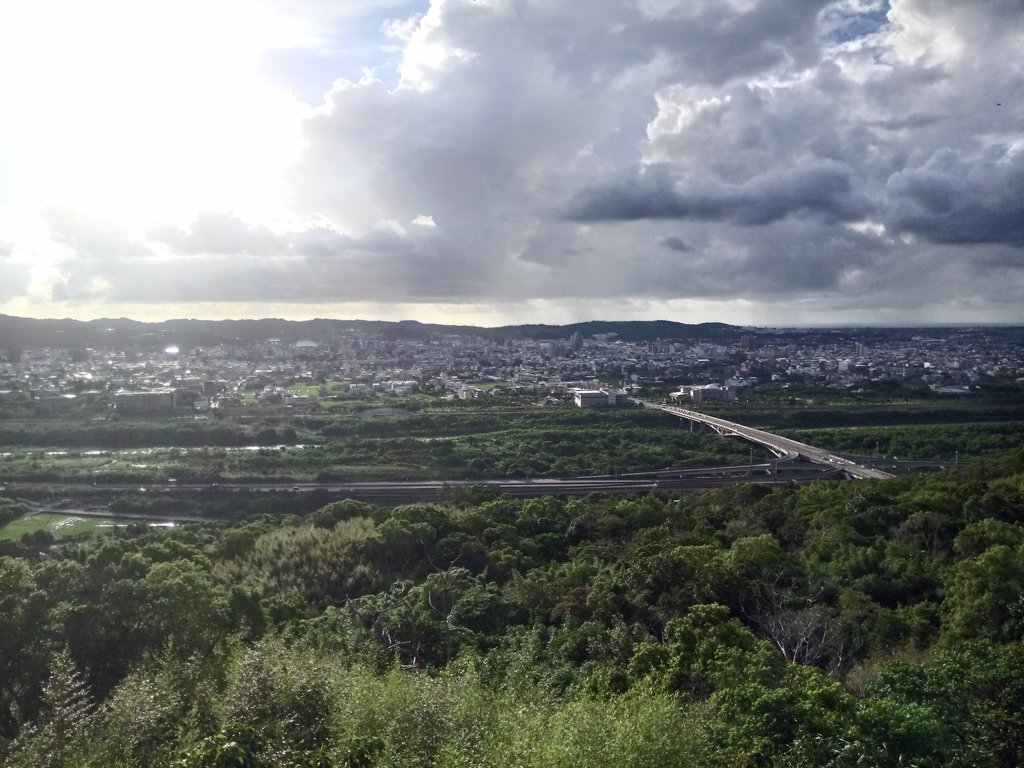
{"left": 660, "top": 406, "right": 894, "bottom": 481}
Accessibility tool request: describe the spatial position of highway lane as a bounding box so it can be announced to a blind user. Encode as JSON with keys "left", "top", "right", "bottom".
{"left": 659, "top": 406, "right": 894, "bottom": 480}
{"left": 11, "top": 467, "right": 844, "bottom": 510}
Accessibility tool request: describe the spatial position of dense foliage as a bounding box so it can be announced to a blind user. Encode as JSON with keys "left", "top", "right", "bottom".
{"left": 702, "top": 399, "right": 1024, "bottom": 431}
{"left": 2, "top": 449, "right": 1024, "bottom": 765}
{"left": 783, "top": 421, "right": 1024, "bottom": 461}
{"left": 0, "top": 409, "right": 768, "bottom": 484}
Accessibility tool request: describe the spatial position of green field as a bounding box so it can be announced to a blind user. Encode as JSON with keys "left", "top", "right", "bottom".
{"left": 0, "top": 512, "right": 134, "bottom": 541}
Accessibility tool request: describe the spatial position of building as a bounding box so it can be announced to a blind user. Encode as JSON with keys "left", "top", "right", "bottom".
{"left": 573, "top": 388, "right": 630, "bottom": 408}
{"left": 34, "top": 394, "right": 80, "bottom": 415}
{"left": 740, "top": 335, "right": 761, "bottom": 351}
{"left": 114, "top": 388, "right": 177, "bottom": 415}
{"left": 669, "top": 383, "right": 737, "bottom": 403}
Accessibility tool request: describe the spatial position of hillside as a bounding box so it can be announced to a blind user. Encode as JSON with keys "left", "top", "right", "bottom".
{"left": 0, "top": 313, "right": 752, "bottom": 349}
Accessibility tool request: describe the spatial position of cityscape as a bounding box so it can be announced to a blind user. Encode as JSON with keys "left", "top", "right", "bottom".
{"left": 4, "top": 321, "right": 1022, "bottom": 417}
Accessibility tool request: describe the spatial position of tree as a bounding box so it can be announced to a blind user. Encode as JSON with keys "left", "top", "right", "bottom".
{"left": 628, "top": 604, "right": 784, "bottom": 698}
{"left": 743, "top": 576, "right": 855, "bottom": 670}
{"left": 421, "top": 567, "right": 477, "bottom": 663}
{"left": 5, "top": 650, "right": 98, "bottom": 768}
{"left": 138, "top": 560, "right": 231, "bottom": 658}
{"left": 953, "top": 518, "right": 1024, "bottom": 557}
{"left": 97, "top": 661, "right": 187, "bottom": 768}
{"left": 700, "top": 664, "right": 858, "bottom": 767}
{"left": 0, "top": 557, "right": 50, "bottom": 739}
{"left": 941, "top": 544, "right": 1024, "bottom": 643}
{"left": 871, "top": 642, "right": 1024, "bottom": 765}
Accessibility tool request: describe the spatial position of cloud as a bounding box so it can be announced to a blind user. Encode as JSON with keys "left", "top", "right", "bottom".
{"left": 3, "top": 0, "right": 1023, "bottom": 323}
{"left": 42, "top": 208, "right": 153, "bottom": 260}
{"left": 44, "top": 209, "right": 485, "bottom": 304}
{"left": 660, "top": 235, "right": 693, "bottom": 252}
{"left": 149, "top": 213, "right": 286, "bottom": 256}
{"left": 0, "top": 241, "right": 28, "bottom": 300}
{"left": 886, "top": 147, "right": 1024, "bottom": 247}
{"left": 148, "top": 213, "right": 384, "bottom": 258}
{"left": 564, "top": 161, "right": 870, "bottom": 225}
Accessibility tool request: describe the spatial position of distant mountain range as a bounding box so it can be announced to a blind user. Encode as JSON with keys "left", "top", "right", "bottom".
{"left": 0, "top": 315, "right": 748, "bottom": 349}
{"left": 1, "top": 314, "right": 1020, "bottom": 351}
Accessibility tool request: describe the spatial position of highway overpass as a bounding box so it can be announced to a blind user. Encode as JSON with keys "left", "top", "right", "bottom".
{"left": 659, "top": 405, "right": 895, "bottom": 481}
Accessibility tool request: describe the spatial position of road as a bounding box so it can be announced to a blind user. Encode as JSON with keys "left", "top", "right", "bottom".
{"left": 659, "top": 405, "right": 895, "bottom": 480}
{"left": 13, "top": 465, "right": 844, "bottom": 513}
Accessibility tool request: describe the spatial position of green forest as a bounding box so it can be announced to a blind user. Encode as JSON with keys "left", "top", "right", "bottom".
{"left": 2, "top": 447, "right": 1024, "bottom": 766}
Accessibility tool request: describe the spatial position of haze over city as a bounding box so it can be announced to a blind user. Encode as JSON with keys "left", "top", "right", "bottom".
{"left": 0, "top": 0, "right": 1021, "bottom": 326}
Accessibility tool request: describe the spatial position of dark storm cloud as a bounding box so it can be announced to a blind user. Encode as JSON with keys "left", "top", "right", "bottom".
{"left": 564, "top": 161, "right": 869, "bottom": 226}
{"left": 660, "top": 235, "right": 693, "bottom": 252}
{"left": 886, "top": 148, "right": 1024, "bottom": 247}
{"left": 649, "top": 219, "right": 882, "bottom": 298}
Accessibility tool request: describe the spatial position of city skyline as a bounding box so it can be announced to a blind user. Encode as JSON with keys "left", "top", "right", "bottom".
{"left": 0, "top": 0, "right": 1021, "bottom": 327}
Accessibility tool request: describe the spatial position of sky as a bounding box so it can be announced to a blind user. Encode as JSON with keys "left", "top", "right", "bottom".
{"left": 0, "top": 0, "right": 1021, "bottom": 327}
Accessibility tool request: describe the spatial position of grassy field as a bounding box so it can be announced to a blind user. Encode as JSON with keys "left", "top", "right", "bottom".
{"left": 0, "top": 512, "right": 135, "bottom": 541}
